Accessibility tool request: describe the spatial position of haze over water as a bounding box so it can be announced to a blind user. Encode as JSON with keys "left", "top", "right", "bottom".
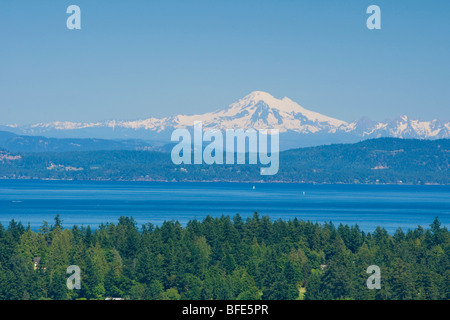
{"left": 1, "top": 180, "right": 449, "bottom": 234}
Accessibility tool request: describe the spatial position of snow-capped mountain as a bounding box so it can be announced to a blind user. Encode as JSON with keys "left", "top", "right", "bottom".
{"left": 2, "top": 91, "right": 449, "bottom": 150}
{"left": 111, "top": 91, "right": 349, "bottom": 133}
{"left": 357, "top": 115, "right": 450, "bottom": 139}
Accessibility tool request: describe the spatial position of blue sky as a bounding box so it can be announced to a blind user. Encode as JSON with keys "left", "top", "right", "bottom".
{"left": 1, "top": 0, "right": 450, "bottom": 125}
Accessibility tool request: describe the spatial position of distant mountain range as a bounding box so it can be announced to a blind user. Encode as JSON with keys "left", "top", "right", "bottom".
{"left": 2, "top": 91, "right": 449, "bottom": 150}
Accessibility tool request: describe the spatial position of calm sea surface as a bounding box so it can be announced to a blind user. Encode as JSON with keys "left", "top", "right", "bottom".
{"left": 0, "top": 180, "right": 449, "bottom": 233}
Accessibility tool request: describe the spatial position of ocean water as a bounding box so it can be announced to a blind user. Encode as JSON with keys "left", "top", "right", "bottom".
{"left": 0, "top": 180, "right": 449, "bottom": 233}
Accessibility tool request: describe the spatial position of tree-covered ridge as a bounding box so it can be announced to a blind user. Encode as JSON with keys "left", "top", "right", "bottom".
{"left": 0, "top": 214, "right": 448, "bottom": 300}
{"left": 1, "top": 138, "right": 450, "bottom": 184}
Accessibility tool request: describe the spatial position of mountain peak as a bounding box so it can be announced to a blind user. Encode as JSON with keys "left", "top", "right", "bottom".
{"left": 236, "top": 91, "right": 297, "bottom": 112}
{"left": 244, "top": 90, "right": 276, "bottom": 101}
{"left": 237, "top": 91, "right": 284, "bottom": 111}
{"left": 229, "top": 91, "right": 347, "bottom": 128}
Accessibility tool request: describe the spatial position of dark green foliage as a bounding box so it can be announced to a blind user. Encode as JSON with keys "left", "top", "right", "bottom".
{"left": 0, "top": 215, "right": 448, "bottom": 300}
{"left": 1, "top": 138, "right": 450, "bottom": 184}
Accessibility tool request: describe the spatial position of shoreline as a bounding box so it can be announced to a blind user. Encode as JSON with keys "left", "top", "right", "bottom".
{"left": 0, "top": 176, "right": 447, "bottom": 186}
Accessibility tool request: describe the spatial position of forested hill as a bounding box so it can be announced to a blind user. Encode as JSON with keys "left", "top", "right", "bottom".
{"left": 0, "top": 215, "right": 448, "bottom": 300}
{"left": 1, "top": 138, "right": 449, "bottom": 184}
{"left": 280, "top": 138, "right": 450, "bottom": 184}
{"left": 0, "top": 130, "right": 165, "bottom": 153}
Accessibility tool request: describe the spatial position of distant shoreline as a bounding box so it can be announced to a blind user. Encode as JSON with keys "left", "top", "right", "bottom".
{"left": 0, "top": 176, "right": 447, "bottom": 186}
